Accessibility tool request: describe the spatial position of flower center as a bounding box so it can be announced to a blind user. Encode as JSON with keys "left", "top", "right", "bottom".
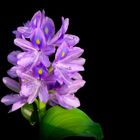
{"left": 61, "top": 51, "right": 65, "bottom": 57}
{"left": 36, "top": 39, "right": 40, "bottom": 45}
{"left": 38, "top": 69, "right": 43, "bottom": 75}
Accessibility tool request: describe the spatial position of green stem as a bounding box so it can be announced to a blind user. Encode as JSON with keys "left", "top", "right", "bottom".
{"left": 38, "top": 99, "right": 46, "bottom": 121}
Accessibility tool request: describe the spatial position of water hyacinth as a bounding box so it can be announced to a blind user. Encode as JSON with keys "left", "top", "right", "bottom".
{"left": 1, "top": 10, "right": 86, "bottom": 112}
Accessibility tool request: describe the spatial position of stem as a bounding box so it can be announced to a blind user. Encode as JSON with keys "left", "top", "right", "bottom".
{"left": 38, "top": 99, "right": 46, "bottom": 121}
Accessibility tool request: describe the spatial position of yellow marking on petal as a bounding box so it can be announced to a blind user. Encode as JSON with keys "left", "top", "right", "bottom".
{"left": 34, "top": 18, "right": 37, "bottom": 25}
{"left": 45, "top": 27, "right": 49, "bottom": 34}
{"left": 38, "top": 69, "right": 43, "bottom": 75}
{"left": 36, "top": 39, "right": 40, "bottom": 45}
{"left": 62, "top": 51, "right": 65, "bottom": 57}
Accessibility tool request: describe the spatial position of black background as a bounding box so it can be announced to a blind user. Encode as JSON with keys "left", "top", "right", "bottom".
{"left": 0, "top": 0, "right": 119, "bottom": 140}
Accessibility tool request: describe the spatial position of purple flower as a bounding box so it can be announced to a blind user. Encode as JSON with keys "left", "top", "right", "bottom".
{"left": 1, "top": 10, "right": 86, "bottom": 112}
{"left": 49, "top": 79, "right": 85, "bottom": 109}
{"left": 16, "top": 64, "right": 50, "bottom": 104}
{"left": 1, "top": 77, "right": 27, "bottom": 112}
{"left": 53, "top": 41, "right": 85, "bottom": 85}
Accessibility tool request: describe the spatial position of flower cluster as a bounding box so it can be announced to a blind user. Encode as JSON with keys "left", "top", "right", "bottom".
{"left": 1, "top": 11, "right": 85, "bottom": 112}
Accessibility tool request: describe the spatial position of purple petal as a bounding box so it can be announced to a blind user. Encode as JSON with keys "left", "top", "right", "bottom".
{"left": 17, "top": 26, "right": 33, "bottom": 38}
{"left": 54, "top": 68, "right": 72, "bottom": 85}
{"left": 67, "top": 80, "right": 86, "bottom": 94}
{"left": 33, "top": 62, "right": 49, "bottom": 80}
{"left": 42, "top": 45, "right": 55, "bottom": 55}
{"left": 3, "top": 77, "right": 20, "bottom": 93}
{"left": 69, "top": 73, "right": 83, "bottom": 80}
{"left": 39, "top": 52, "right": 50, "bottom": 67}
{"left": 14, "top": 38, "right": 36, "bottom": 51}
{"left": 59, "top": 47, "right": 84, "bottom": 63}
{"left": 30, "top": 11, "right": 42, "bottom": 28}
{"left": 10, "top": 99, "right": 26, "bottom": 112}
{"left": 39, "top": 85, "right": 49, "bottom": 103}
{"left": 1, "top": 94, "right": 22, "bottom": 105}
{"left": 42, "top": 17, "right": 55, "bottom": 40}
{"left": 70, "top": 58, "right": 86, "bottom": 65}
{"left": 7, "top": 51, "right": 21, "bottom": 65}
{"left": 31, "top": 28, "right": 46, "bottom": 49}
{"left": 27, "top": 86, "right": 39, "bottom": 104}
{"left": 55, "top": 41, "right": 69, "bottom": 60}
{"left": 57, "top": 94, "right": 80, "bottom": 109}
{"left": 48, "top": 17, "right": 69, "bottom": 45}
{"left": 17, "top": 52, "right": 37, "bottom": 67}
{"left": 7, "top": 66, "right": 18, "bottom": 78}
{"left": 17, "top": 72, "right": 40, "bottom": 104}
{"left": 56, "top": 63, "right": 84, "bottom": 72}
{"left": 64, "top": 34, "right": 80, "bottom": 47}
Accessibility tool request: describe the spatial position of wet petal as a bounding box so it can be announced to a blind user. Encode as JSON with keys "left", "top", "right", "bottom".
{"left": 3, "top": 77, "right": 20, "bottom": 93}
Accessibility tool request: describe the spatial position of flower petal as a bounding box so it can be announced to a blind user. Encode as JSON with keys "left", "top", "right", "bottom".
{"left": 55, "top": 41, "right": 69, "bottom": 60}
{"left": 14, "top": 38, "right": 36, "bottom": 51}
{"left": 64, "top": 34, "right": 80, "bottom": 47}
{"left": 57, "top": 94, "right": 80, "bottom": 109}
{"left": 7, "top": 66, "right": 18, "bottom": 78}
{"left": 48, "top": 17, "right": 69, "bottom": 45}
{"left": 39, "top": 52, "right": 50, "bottom": 67}
{"left": 17, "top": 26, "right": 32, "bottom": 38}
{"left": 1, "top": 94, "right": 22, "bottom": 105}
{"left": 17, "top": 52, "right": 37, "bottom": 67}
{"left": 39, "top": 85, "right": 49, "bottom": 103}
{"left": 42, "top": 17, "right": 55, "bottom": 40}
{"left": 54, "top": 68, "right": 72, "bottom": 85}
{"left": 3, "top": 77, "right": 20, "bottom": 93}
{"left": 7, "top": 51, "right": 21, "bottom": 65}
{"left": 59, "top": 47, "right": 84, "bottom": 63}
{"left": 67, "top": 80, "right": 86, "bottom": 94}
{"left": 30, "top": 11, "right": 42, "bottom": 28}
{"left": 10, "top": 99, "right": 26, "bottom": 112}
{"left": 31, "top": 28, "right": 46, "bottom": 49}
{"left": 56, "top": 63, "right": 84, "bottom": 72}
{"left": 70, "top": 58, "right": 86, "bottom": 65}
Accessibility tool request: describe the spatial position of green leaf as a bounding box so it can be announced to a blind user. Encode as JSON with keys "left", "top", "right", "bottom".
{"left": 40, "top": 106, "right": 103, "bottom": 140}
{"left": 21, "top": 103, "right": 38, "bottom": 125}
